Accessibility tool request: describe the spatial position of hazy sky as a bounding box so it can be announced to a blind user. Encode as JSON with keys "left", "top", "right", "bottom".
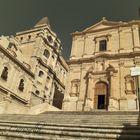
{"left": 0, "top": 0, "right": 139, "bottom": 59}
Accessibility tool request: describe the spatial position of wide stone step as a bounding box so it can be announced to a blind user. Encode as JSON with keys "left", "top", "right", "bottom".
{"left": 0, "top": 114, "right": 139, "bottom": 127}
{"left": 0, "top": 121, "right": 140, "bottom": 140}
{"left": 41, "top": 111, "right": 139, "bottom": 115}
{"left": 0, "top": 111, "right": 139, "bottom": 139}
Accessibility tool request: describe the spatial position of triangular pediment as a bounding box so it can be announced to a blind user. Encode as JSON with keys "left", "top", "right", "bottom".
{"left": 83, "top": 18, "right": 122, "bottom": 32}
{"left": 84, "top": 24, "right": 110, "bottom": 31}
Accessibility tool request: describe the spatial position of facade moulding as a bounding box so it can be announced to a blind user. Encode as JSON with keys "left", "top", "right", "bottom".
{"left": 19, "top": 40, "right": 35, "bottom": 45}
{"left": 16, "top": 26, "right": 61, "bottom": 44}
{"left": 67, "top": 51, "right": 140, "bottom": 65}
{"left": 41, "top": 35, "right": 61, "bottom": 54}
{"left": 93, "top": 34, "right": 112, "bottom": 41}
{"left": 57, "top": 56, "right": 68, "bottom": 71}
{"left": 0, "top": 85, "right": 28, "bottom": 104}
{"left": 37, "top": 58, "right": 65, "bottom": 89}
{"left": 0, "top": 45, "right": 35, "bottom": 79}
{"left": 71, "top": 21, "right": 140, "bottom": 37}
{"left": 38, "top": 35, "right": 68, "bottom": 71}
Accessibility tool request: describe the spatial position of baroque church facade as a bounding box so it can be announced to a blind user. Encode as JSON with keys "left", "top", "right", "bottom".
{"left": 63, "top": 18, "right": 140, "bottom": 111}
{"left": 0, "top": 17, "right": 68, "bottom": 114}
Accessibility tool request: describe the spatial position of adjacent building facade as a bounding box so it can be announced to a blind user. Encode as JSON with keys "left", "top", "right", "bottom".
{"left": 63, "top": 18, "right": 140, "bottom": 111}
{"left": 0, "top": 17, "right": 68, "bottom": 114}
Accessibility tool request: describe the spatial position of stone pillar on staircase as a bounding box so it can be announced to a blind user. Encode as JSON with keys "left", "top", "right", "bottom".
{"left": 106, "top": 64, "right": 119, "bottom": 111}
{"left": 83, "top": 73, "right": 93, "bottom": 111}
{"left": 108, "top": 71, "right": 119, "bottom": 111}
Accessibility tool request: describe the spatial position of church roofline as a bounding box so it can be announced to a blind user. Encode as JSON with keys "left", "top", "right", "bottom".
{"left": 16, "top": 25, "right": 61, "bottom": 45}
{"left": 71, "top": 18, "right": 140, "bottom": 36}
{"left": 16, "top": 26, "right": 56, "bottom": 38}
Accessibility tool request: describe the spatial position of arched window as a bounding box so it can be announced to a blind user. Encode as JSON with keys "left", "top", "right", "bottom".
{"left": 54, "top": 42, "right": 58, "bottom": 48}
{"left": 47, "top": 35, "right": 53, "bottom": 43}
{"left": 8, "top": 43, "right": 17, "bottom": 51}
{"left": 28, "top": 35, "right": 31, "bottom": 40}
{"left": 43, "top": 49, "right": 50, "bottom": 58}
{"left": 20, "top": 37, "right": 23, "bottom": 42}
{"left": 99, "top": 40, "right": 107, "bottom": 51}
{"left": 38, "top": 71, "right": 44, "bottom": 77}
{"left": 46, "top": 76, "right": 50, "bottom": 83}
{"left": 35, "top": 90, "right": 40, "bottom": 95}
{"left": 52, "top": 55, "right": 54, "bottom": 59}
{"left": 18, "top": 79, "right": 24, "bottom": 92}
{"left": 1, "top": 67, "right": 8, "bottom": 81}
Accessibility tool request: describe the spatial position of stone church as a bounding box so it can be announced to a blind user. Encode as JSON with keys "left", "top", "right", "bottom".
{"left": 0, "top": 17, "right": 140, "bottom": 114}
{"left": 0, "top": 17, "right": 68, "bottom": 114}
{"left": 63, "top": 17, "right": 140, "bottom": 111}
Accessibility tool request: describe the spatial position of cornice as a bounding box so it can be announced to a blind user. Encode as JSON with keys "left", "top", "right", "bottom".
{"left": 71, "top": 20, "right": 140, "bottom": 37}
{"left": 0, "top": 45, "right": 35, "bottom": 78}
{"left": 37, "top": 58, "right": 65, "bottom": 89}
{"left": 67, "top": 51, "right": 140, "bottom": 65}
{"left": 0, "top": 85, "right": 28, "bottom": 105}
{"left": 57, "top": 56, "right": 68, "bottom": 71}
{"left": 16, "top": 25, "right": 61, "bottom": 44}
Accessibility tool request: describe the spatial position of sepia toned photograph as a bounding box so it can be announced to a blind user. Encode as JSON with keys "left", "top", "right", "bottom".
{"left": 0, "top": 0, "right": 139, "bottom": 139}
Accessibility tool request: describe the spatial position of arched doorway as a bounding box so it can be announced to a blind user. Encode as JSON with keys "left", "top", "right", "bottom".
{"left": 52, "top": 84, "right": 64, "bottom": 109}
{"left": 94, "top": 82, "right": 108, "bottom": 110}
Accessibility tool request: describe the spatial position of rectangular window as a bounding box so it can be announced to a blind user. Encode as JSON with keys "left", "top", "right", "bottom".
{"left": 99, "top": 40, "right": 107, "bottom": 51}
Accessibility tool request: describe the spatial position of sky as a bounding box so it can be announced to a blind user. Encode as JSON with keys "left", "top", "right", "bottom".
{"left": 0, "top": 0, "right": 139, "bottom": 59}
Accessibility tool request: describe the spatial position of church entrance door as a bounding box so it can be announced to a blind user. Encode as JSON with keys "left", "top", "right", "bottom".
{"left": 94, "top": 82, "right": 108, "bottom": 110}
{"left": 98, "top": 95, "right": 105, "bottom": 109}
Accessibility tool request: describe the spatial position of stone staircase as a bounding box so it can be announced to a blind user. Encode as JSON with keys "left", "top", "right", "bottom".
{"left": 0, "top": 111, "right": 139, "bottom": 139}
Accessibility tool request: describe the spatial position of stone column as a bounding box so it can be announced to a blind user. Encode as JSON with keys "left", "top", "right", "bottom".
{"left": 109, "top": 71, "right": 115, "bottom": 98}
{"left": 119, "top": 61, "right": 125, "bottom": 98}
{"left": 83, "top": 73, "right": 93, "bottom": 111}
{"left": 119, "top": 61, "right": 127, "bottom": 110}
{"left": 132, "top": 25, "right": 140, "bottom": 48}
{"left": 87, "top": 73, "right": 93, "bottom": 99}
{"left": 108, "top": 71, "right": 119, "bottom": 111}
{"left": 70, "top": 37, "right": 77, "bottom": 58}
{"left": 50, "top": 82, "right": 55, "bottom": 105}
{"left": 93, "top": 38, "right": 97, "bottom": 54}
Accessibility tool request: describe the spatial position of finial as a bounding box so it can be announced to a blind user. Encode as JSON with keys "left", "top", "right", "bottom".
{"left": 102, "top": 17, "right": 107, "bottom": 21}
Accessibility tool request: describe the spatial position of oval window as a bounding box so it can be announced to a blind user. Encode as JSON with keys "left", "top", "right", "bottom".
{"left": 43, "top": 49, "right": 50, "bottom": 58}
{"left": 47, "top": 35, "right": 53, "bottom": 43}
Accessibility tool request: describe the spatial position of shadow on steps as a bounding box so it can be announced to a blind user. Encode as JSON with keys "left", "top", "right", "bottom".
{"left": 117, "top": 112, "right": 140, "bottom": 140}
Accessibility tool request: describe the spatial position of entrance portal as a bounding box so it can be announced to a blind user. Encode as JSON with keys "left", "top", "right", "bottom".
{"left": 98, "top": 95, "right": 105, "bottom": 109}
{"left": 53, "top": 86, "right": 64, "bottom": 109}
{"left": 94, "top": 82, "right": 108, "bottom": 110}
